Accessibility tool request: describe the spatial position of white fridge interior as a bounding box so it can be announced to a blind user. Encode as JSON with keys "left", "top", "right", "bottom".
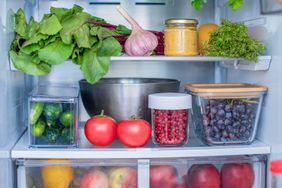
{"left": 0, "top": 0, "right": 281, "bottom": 187}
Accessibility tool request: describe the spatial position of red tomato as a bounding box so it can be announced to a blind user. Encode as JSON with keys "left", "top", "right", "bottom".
{"left": 221, "top": 163, "right": 254, "bottom": 188}
{"left": 117, "top": 119, "right": 151, "bottom": 147}
{"left": 84, "top": 113, "right": 117, "bottom": 147}
{"left": 187, "top": 164, "right": 220, "bottom": 188}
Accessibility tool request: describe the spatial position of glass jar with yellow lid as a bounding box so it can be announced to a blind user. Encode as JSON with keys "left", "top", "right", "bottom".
{"left": 164, "top": 19, "right": 198, "bottom": 56}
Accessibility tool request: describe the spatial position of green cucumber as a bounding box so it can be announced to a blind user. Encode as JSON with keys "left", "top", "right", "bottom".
{"left": 29, "top": 102, "right": 44, "bottom": 125}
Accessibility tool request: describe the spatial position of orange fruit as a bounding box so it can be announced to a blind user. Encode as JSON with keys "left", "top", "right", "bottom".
{"left": 198, "top": 23, "right": 219, "bottom": 55}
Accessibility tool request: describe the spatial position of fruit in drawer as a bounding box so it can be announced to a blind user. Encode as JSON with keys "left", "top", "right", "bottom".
{"left": 109, "top": 167, "right": 137, "bottom": 188}
{"left": 221, "top": 163, "right": 254, "bottom": 188}
{"left": 41, "top": 160, "right": 74, "bottom": 188}
{"left": 117, "top": 118, "right": 151, "bottom": 148}
{"left": 43, "top": 103, "right": 63, "bottom": 122}
{"left": 84, "top": 111, "right": 117, "bottom": 147}
{"left": 150, "top": 165, "right": 177, "bottom": 188}
{"left": 187, "top": 164, "right": 220, "bottom": 188}
{"left": 80, "top": 169, "right": 109, "bottom": 188}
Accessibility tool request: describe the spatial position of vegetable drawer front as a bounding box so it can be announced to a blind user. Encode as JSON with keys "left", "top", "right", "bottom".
{"left": 150, "top": 155, "right": 266, "bottom": 188}
{"left": 17, "top": 159, "right": 139, "bottom": 188}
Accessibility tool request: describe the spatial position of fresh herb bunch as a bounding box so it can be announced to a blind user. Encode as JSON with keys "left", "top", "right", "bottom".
{"left": 10, "top": 5, "right": 130, "bottom": 84}
{"left": 206, "top": 19, "right": 266, "bottom": 62}
{"left": 191, "top": 0, "right": 245, "bottom": 11}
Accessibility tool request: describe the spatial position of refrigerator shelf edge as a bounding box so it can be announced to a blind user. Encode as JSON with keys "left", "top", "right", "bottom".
{"left": 219, "top": 56, "right": 272, "bottom": 71}
{"left": 11, "top": 132, "right": 271, "bottom": 159}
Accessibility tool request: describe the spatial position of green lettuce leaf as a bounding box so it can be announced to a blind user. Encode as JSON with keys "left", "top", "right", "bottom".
{"left": 50, "top": 4, "right": 83, "bottom": 21}
{"left": 38, "top": 39, "right": 74, "bottom": 65}
{"left": 25, "top": 17, "right": 39, "bottom": 39}
{"left": 22, "top": 33, "right": 49, "bottom": 47}
{"left": 15, "top": 9, "right": 27, "bottom": 37}
{"left": 10, "top": 51, "right": 51, "bottom": 75}
{"left": 81, "top": 37, "right": 121, "bottom": 84}
{"left": 39, "top": 14, "right": 62, "bottom": 35}
{"left": 74, "top": 24, "right": 91, "bottom": 48}
{"left": 114, "top": 24, "right": 131, "bottom": 35}
{"left": 60, "top": 12, "right": 92, "bottom": 44}
{"left": 21, "top": 44, "right": 41, "bottom": 54}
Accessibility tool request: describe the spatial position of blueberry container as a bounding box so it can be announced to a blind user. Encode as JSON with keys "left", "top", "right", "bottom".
{"left": 148, "top": 93, "right": 192, "bottom": 146}
{"left": 186, "top": 84, "right": 267, "bottom": 145}
{"left": 28, "top": 86, "right": 79, "bottom": 148}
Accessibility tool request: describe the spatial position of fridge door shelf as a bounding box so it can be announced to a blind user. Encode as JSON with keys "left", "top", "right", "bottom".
{"left": 11, "top": 131, "right": 271, "bottom": 159}
{"left": 220, "top": 56, "right": 272, "bottom": 71}
{"left": 9, "top": 56, "right": 271, "bottom": 72}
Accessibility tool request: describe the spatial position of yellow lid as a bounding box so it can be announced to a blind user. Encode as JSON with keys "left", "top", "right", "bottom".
{"left": 165, "top": 19, "right": 198, "bottom": 25}
{"left": 186, "top": 83, "right": 268, "bottom": 93}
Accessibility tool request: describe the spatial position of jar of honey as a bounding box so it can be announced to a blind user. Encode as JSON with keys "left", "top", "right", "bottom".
{"left": 164, "top": 19, "right": 198, "bottom": 56}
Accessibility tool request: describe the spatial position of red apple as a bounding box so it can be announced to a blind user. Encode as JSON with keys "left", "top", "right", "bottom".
{"left": 187, "top": 164, "right": 220, "bottom": 188}
{"left": 150, "top": 165, "right": 178, "bottom": 188}
{"left": 221, "top": 163, "right": 254, "bottom": 188}
{"left": 109, "top": 167, "right": 137, "bottom": 188}
{"left": 80, "top": 169, "right": 109, "bottom": 188}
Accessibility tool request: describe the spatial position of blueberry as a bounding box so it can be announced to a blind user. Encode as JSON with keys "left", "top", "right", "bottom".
{"left": 246, "top": 108, "right": 253, "bottom": 114}
{"left": 233, "top": 128, "right": 239, "bottom": 134}
{"left": 233, "top": 112, "right": 239, "bottom": 119}
{"left": 209, "top": 100, "right": 217, "bottom": 106}
{"left": 210, "top": 107, "right": 217, "bottom": 114}
{"left": 232, "top": 122, "right": 240, "bottom": 127}
{"left": 244, "top": 130, "right": 251, "bottom": 137}
{"left": 239, "top": 126, "right": 247, "bottom": 133}
{"left": 226, "top": 125, "right": 233, "bottom": 133}
{"left": 240, "top": 114, "right": 249, "bottom": 120}
{"left": 210, "top": 119, "right": 217, "bottom": 126}
{"left": 250, "top": 113, "right": 256, "bottom": 119}
{"left": 225, "top": 112, "right": 232, "bottom": 119}
{"left": 228, "top": 133, "right": 235, "bottom": 139}
{"left": 218, "top": 124, "right": 225, "bottom": 130}
{"left": 213, "top": 126, "right": 220, "bottom": 133}
{"left": 224, "top": 104, "right": 232, "bottom": 112}
{"left": 214, "top": 132, "right": 221, "bottom": 139}
{"left": 241, "top": 120, "right": 248, "bottom": 125}
{"left": 246, "top": 124, "right": 252, "bottom": 129}
{"left": 224, "top": 119, "right": 232, "bottom": 126}
{"left": 217, "top": 119, "right": 224, "bottom": 125}
{"left": 205, "top": 105, "right": 210, "bottom": 113}
{"left": 217, "top": 103, "right": 225, "bottom": 109}
{"left": 204, "top": 126, "right": 212, "bottom": 136}
{"left": 217, "top": 109, "right": 225, "bottom": 117}
{"left": 222, "top": 130, "right": 228, "bottom": 138}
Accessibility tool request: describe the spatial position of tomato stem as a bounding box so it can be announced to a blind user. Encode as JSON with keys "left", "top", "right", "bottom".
{"left": 99, "top": 110, "right": 105, "bottom": 117}
{"left": 130, "top": 115, "right": 140, "bottom": 120}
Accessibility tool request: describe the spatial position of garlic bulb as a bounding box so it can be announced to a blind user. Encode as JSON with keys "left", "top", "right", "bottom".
{"left": 116, "top": 6, "right": 158, "bottom": 56}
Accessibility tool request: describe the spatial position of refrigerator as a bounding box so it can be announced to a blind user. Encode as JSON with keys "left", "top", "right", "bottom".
{"left": 0, "top": 0, "right": 280, "bottom": 187}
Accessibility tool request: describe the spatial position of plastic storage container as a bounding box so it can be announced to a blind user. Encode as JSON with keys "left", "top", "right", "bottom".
{"left": 16, "top": 159, "right": 138, "bottom": 188}
{"left": 148, "top": 93, "right": 192, "bottom": 146}
{"left": 270, "top": 160, "right": 282, "bottom": 188}
{"left": 28, "top": 86, "right": 79, "bottom": 148}
{"left": 186, "top": 84, "right": 267, "bottom": 145}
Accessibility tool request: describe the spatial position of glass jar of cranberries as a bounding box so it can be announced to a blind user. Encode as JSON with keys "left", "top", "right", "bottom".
{"left": 148, "top": 93, "right": 192, "bottom": 146}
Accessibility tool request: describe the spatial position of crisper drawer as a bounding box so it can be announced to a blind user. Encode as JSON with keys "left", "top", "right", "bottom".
{"left": 17, "top": 159, "right": 141, "bottom": 188}
{"left": 17, "top": 155, "right": 266, "bottom": 188}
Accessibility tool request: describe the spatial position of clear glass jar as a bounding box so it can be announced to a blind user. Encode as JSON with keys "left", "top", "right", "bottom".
{"left": 148, "top": 93, "right": 192, "bottom": 146}
{"left": 164, "top": 19, "right": 198, "bottom": 56}
{"left": 271, "top": 160, "right": 282, "bottom": 188}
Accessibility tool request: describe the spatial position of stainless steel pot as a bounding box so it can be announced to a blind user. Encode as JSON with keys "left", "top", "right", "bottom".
{"left": 79, "top": 78, "right": 180, "bottom": 122}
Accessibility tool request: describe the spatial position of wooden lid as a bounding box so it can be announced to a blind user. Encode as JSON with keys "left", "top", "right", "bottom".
{"left": 186, "top": 83, "right": 268, "bottom": 93}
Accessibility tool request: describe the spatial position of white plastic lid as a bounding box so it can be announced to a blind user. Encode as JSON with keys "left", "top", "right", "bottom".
{"left": 148, "top": 93, "right": 192, "bottom": 110}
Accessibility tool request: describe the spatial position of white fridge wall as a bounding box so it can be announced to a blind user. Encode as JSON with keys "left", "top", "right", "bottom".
{"left": 34, "top": 0, "right": 216, "bottom": 121}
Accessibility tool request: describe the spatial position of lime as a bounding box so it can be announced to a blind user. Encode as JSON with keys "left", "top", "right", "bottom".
{"left": 31, "top": 121, "right": 46, "bottom": 137}
{"left": 60, "top": 111, "right": 73, "bottom": 127}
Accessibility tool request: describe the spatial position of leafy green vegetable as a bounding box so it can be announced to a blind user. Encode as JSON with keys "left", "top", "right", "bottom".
{"left": 10, "top": 51, "right": 51, "bottom": 75}
{"left": 39, "top": 14, "right": 62, "bottom": 35}
{"left": 15, "top": 9, "right": 26, "bottom": 37}
{"left": 190, "top": 0, "right": 244, "bottom": 11}
{"left": 10, "top": 4, "right": 125, "bottom": 83}
{"left": 38, "top": 39, "right": 74, "bottom": 65}
{"left": 206, "top": 19, "right": 266, "bottom": 62}
{"left": 81, "top": 37, "right": 122, "bottom": 83}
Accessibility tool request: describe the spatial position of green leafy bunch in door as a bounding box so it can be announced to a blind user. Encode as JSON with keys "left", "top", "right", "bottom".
{"left": 10, "top": 5, "right": 131, "bottom": 84}
{"left": 191, "top": 0, "right": 245, "bottom": 11}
